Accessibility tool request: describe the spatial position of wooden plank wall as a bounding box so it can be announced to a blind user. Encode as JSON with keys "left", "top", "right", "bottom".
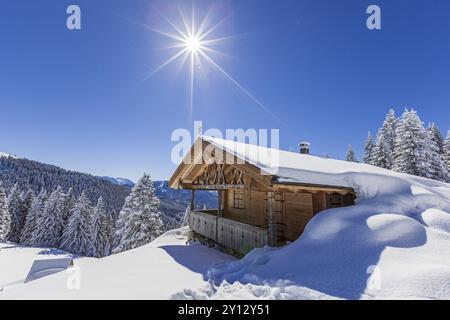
{"left": 217, "top": 218, "right": 268, "bottom": 255}
{"left": 189, "top": 211, "right": 217, "bottom": 241}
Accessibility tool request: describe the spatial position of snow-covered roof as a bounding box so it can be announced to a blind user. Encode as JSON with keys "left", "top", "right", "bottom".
{"left": 202, "top": 135, "right": 397, "bottom": 189}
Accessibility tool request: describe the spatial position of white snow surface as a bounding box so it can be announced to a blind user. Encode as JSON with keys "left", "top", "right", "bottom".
{"left": 1, "top": 137, "right": 450, "bottom": 299}
{"left": 0, "top": 228, "right": 234, "bottom": 299}
{"left": 0, "top": 152, "right": 17, "bottom": 159}
{"left": 177, "top": 136, "right": 450, "bottom": 299}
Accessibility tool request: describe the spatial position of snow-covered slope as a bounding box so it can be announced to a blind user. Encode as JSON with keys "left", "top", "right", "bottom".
{"left": 176, "top": 140, "right": 450, "bottom": 299}
{"left": 0, "top": 228, "right": 234, "bottom": 299}
{"left": 0, "top": 152, "right": 17, "bottom": 159}
{"left": 2, "top": 140, "right": 450, "bottom": 299}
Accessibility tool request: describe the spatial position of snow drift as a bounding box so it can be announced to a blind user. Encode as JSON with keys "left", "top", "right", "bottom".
{"left": 175, "top": 143, "right": 450, "bottom": 299}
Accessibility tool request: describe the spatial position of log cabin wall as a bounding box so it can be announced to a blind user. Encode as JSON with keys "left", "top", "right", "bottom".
{"left": 223, "top": 186, "right": 355, "bottom": 244}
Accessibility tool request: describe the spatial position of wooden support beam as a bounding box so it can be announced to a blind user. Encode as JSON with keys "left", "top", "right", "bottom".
{"left": 180, "top": 183, "right": 245, "bottom": 190}
{"left": 267, "top": 192, "right": 277, "bottom": 247}
{"left": 190, "top": 190, "right": 196, "bottom": 210}
{"left": 217, "top": 190, "right": 223, "bottom": 217}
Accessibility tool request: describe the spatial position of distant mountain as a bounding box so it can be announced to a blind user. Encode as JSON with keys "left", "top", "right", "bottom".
{"left": 0, "top": 152, "right": 18, "bottom": 159}
{"left": 0, "top": 152, "right": 218, "bottom": 224}
{"left": 153, "top": 180, "right": 218, "bottom": 219}
{"left": 0, "top": 156, "right": 130, "bottom": 215}
{"left": 102, "top": 176, "right": 135, "bottom": 188}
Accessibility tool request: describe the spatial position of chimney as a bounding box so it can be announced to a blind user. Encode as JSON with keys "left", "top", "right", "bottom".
{"left": 299, "top": 141, "right": 310, "bottom": 155}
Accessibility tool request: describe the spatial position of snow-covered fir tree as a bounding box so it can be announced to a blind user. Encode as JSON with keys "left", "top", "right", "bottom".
{"left": 381, "top": 109, "right": 397, "bottom": 157}
{"left": 113, "top": 174, "right": 164, "bottom": 254}
{"left": 62, "top": 187, "right": 77, "bottom": 225}
{"left": 428, "top": 128, "right": 449, "bottom": 182}
{"left": 91, "top": 197, "right": 111, "bottom": 258}
{"left": 345, "top": 145, "right": 358, "bottom": 162}
{"left": 392, "top": 109, "right": 434, "bottom": 178}
{"left": 428, "top": 123, "right": 445, "bottom": 154}
{"left": 181, "top": 205, "right": 190, "bottom": 227}
{"left": 6, "top": 184, "right": 26, "bottom": 243}
{"left": 371, "top": 128, "right": 393, "bottom": 169}
{"left": 17, "top": 189, "right": 35, "bottom": 244}
{"left": 21, "top": 190, "right": 46, "bottom": 245}
{"left": 444, "top": 131, "right": 450, "bottom": 179}
{"left": 370, "top": 110, "right": 397, "bottom": 169}
{"left": 363, "top": 131, "right": 375, "bottom": 164}
{"left": 0, "top": 182, "right": 10, "bottom": 241}
{"left": 32, "top": 186, "right": 65, "bottom": 248}
{"left": 60, "top": 193, "right": 94, "bottom": 256}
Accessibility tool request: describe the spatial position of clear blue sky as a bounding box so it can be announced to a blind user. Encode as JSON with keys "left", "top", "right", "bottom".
{"left": 1, "top": 0, "right": 449, "bottom": 181}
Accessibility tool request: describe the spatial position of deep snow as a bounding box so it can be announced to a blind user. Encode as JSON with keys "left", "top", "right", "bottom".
{"left": 1, "top": 140, "right": 450, "bottom": 299}
{"left": 0, "top": 228, "right": 234, "bottom": 299}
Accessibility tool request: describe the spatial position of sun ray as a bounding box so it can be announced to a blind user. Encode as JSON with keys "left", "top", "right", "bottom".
{"left": 136, "top": 2, "right": 286, "bottom": 125}
{"left": 145, "top": 48, "right": 189, "bottom": 80}
{"left": 152, "top": 5, "right": 188, "bottom": 40}
{"left": 198, "top": 50, "right": 287, "bottom": 125}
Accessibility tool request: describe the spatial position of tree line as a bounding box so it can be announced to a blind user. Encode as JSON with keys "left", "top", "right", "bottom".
{"left": 0, "top": 174, "right": 188, "bottom": 257}
{"left": 345, "top": 109, "right": 450, "bottom": 182}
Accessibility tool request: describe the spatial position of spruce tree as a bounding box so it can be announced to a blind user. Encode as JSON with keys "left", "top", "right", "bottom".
{"left": 62, "top": 188, "right": 77, "bottom": 225}
{"left": 371, "top": 129, "right": 392, "bottom": 169}
{"left": 21, "top": 190, "right": 46, "bottom": 245}
{"left": 113, "top": 174, "right": 163, "bottom": 254}
{"left": 444, "top": 131, "right": 450, "bottom": 181}
{"left": 381, "top": 109, "right": 397, "bottom": 157}
{"left": 91, "top": 197, "right": 111, "bottom": 258}
{"left": 179, "top": 205, "right": 190, "bottom": 228}
{"left": 392, "top": 109, "right": 433, "bottom": 178}
{"left": 345, "top": 145, "right": 358, "bottom": 162}
{"left": 428, "top": 123, "right": 445, "bottom": 154}
{"left": 33, "top": 187, "right": 65, "bottom": 248}
{"left": 7, "top": 184, "right": 25, "bottom": 243}
{"left": 428, "top": 129, "right": 449, "bottom": 182}
{"left": 0, "top": 182, "right": 10, "bottom": 241}
{"left": 363, "top": 131, "right": 375, "bottom": 164}
{"left": 60, "top": 193, "right": 94, "bottom": 256}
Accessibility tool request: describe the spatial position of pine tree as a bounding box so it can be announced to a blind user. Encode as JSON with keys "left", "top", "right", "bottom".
{"left": 428, "top": 123, "right": 445, "bottom": 154}
{"left": 181, "top": 205, "right": 190, "bottom": 227}
{"left": 443, "top": 131, "right": 450, "bottom": 182}
{"left": 32, "top": 186, "right": 65, "bottom": 248}
{"left": 21, "top": 190, "right": 46, "bottom": 245}
{"left": 345, "top": 145, "right": 358, "bottom": 162}
{"left": 62, "top": 188, "right": 76, "bottom": 225}
{"left": 91, "top": 197, "right": 111, "bottom": 258}
{"left": 363, "top": 131, "right": 375, "bottom": 164}
{"left": 0, "top": 182, "right": 10, "bottom": 241}
{"left": 113, "top": 174, "right": 164, "bottom": 254}
{"left": 392, "top": 109, "right": 434, "bottom": 178}
{"left": 428, "top": 130, "right": 449, "bottom": 182}
{"left": 60, "top": 193, "right": 94, "bottom": 256}
{"left": 7, "top": 184, "right": 26, "bottom": 243}
{"left": 17, "top": 189, "right": 35, "bottom": 244}
{"left": 370, "top": 109, "right": 398, "bottom": 169}
{"left": 371, "top": 129, "right": 392, "bottom": 169}
{"left": 382, "top": 109, "right": 397, "bottom": 156}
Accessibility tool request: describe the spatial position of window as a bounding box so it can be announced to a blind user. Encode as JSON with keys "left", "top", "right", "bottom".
{"left": 233, "top": 190, "right": 245, "bottom": 209}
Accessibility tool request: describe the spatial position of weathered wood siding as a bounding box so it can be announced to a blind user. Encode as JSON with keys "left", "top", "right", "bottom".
{"left": 189, "top": 210, "right": 217, "bottom": 241}
{"left": 189, "top": 210, "right": 268, "bottom": 255}
{"left": 284, "top": 193, "right": 314, "bottom": 241}
{"left": 217, "top": 218, "right": 268, "bottom": 255}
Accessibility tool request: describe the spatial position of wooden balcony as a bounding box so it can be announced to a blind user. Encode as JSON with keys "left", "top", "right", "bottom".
{"left": 189, "top": 210, "right": 268, "bottom": 255}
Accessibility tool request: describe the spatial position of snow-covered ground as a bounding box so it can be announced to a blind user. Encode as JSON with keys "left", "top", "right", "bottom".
{"left": 0, "top": 228, "right": 234, "bottom": 299}
{"left": 1, "top": 157, "right": 450, "bottom": 299}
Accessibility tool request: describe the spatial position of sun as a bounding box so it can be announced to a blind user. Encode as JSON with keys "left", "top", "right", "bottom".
{"left": 137, "top": 3, "right": 284, "bottom": 124}
{"left": 184, "top": 36, "right": 202, "bottom": 53}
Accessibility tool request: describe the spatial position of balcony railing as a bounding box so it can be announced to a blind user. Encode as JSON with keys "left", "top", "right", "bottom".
{"left": 189, "top": 210, "right": 268, "bottom": 255}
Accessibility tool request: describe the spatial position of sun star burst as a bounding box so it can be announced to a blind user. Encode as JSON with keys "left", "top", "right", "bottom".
{"left": 139, "top": 3, "right": 284, "bottom": 125}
